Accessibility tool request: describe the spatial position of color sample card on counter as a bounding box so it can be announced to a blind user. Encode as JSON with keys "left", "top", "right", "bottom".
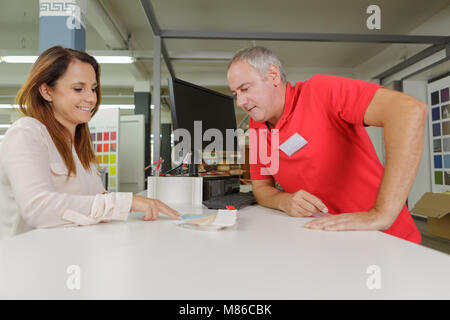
{"left": 428, "top": 78, "right": 450, "bottom": 192}
{"left": 174, "top": 210, "right": 238, "bottom": 231}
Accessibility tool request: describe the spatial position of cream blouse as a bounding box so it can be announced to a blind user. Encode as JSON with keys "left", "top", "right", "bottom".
{"left": 0, "top": 117, "right": 132, "bottom": 239}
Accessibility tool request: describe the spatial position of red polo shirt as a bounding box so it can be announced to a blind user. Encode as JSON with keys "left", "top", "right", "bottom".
{"left": 249, "top": 74, "right": 421, "bottom": 244}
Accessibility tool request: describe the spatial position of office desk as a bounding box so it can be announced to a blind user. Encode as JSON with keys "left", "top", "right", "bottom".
{"left": 0, "top": 204, "right": 449, "bottom": 299}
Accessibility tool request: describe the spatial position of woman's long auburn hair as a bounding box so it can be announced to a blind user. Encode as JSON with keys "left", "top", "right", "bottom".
{"left": 15, "top": 46, "right": 101, "bottom": 177}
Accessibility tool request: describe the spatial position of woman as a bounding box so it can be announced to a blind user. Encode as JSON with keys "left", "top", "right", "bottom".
{"left": 0, "top": 46, "right": 180, "bottom": 239}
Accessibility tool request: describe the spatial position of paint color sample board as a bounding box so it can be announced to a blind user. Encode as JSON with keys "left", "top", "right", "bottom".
{"left": 89, "top": 108, "right": 120, "bottom": 192}
{"left": 428, "top": 76, "right": 450, "bottom": 192}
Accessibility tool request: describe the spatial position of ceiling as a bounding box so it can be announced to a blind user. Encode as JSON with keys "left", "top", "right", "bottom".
{"left": 0, "top": 0, "right": 449, "bottom": 105}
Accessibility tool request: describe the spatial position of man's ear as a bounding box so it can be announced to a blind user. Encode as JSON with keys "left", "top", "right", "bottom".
{"left": 267, "top": 64, "right": 281, "bottom": 87}
{"left": 38, "top": 83, "right": 52, "bottom": 102}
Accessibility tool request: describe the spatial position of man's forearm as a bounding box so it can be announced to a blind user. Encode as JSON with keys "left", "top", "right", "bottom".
{"left": 252, "top": 182, "right": 290, "bottom": 212}
{"left": 373, "top": 101, "right": 428, "bottom": 228}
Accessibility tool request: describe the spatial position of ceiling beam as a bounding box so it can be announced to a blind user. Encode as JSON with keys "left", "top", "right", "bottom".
{"left": 161, "top": 30, "right": 450, "bottom": 44}
{"left": 374, "top": 44, "right": 448, "bottom": 82}
{"left": 87, "top": 0, "right": 127, "bottom": 49}
{"left": 87, "top": 0, "right": 149, "bottom": 80}
{"left": 139, "top": 0, "right": 161, "bottom": 35}
{"left": 139, "top": 0, "right": 175, "bottom": 78}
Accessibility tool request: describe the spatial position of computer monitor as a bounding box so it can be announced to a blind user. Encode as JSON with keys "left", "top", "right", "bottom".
{"left": 168, "top": 77, "right": 239, "bottom": 162}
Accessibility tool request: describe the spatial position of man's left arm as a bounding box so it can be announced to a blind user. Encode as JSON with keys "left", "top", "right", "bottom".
{"left": 305, "top": 88, "right": 428, "bottom": 231}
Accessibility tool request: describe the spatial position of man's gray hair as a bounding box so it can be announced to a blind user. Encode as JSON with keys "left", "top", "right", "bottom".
{"left": 228, "top": 46, "right": 287, "bottom": 84}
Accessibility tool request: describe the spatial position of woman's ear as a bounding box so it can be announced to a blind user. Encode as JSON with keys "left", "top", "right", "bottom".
{"left": 38, "top": 83, "right": 52, "bottom": 102}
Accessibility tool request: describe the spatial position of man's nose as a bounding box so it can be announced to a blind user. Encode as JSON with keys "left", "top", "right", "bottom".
{"left": 236, "top": 94, "right": 248, "bottom": 109}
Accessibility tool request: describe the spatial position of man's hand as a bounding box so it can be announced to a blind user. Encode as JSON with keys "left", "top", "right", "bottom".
{"left": 304, "top": 209, "right": 395, "bottom": 231}
{"left": 279, "top": 190, "right": 328, "bottom": 217}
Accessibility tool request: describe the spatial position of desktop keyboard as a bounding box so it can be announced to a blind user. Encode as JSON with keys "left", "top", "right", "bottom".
{"left": 203, "top": 192, "right": 257, "bottom": 210}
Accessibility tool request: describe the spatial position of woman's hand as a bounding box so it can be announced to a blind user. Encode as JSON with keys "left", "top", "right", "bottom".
{"left": 131, "top": 195, "right": 182, "bottom": 221}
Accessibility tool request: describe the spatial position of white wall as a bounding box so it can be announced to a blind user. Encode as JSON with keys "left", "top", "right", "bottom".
{"left": 366, "top": 126, "right": 385, "bottom": 166}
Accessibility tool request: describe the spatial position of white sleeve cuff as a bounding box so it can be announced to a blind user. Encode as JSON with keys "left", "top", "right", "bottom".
{"left": 111, "top": 192, "right": 132, "bottom": 221}
{"left": 91, "top": 192, "right": 132, "bottom": 222}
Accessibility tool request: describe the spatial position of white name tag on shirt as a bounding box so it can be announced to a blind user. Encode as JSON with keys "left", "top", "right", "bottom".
{"left": 279, "top": 133, "right": 308, "bottom": 156}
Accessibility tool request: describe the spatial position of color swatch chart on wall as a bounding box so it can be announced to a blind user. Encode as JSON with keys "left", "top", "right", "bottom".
{"left": 91, "top": 131, "right": 118, "bottom": 190}
{"left": 89, "top": 108, "right": 120, "bottom": 192}
{"left": 428, "top": 76, "right": 450, "bottom": 192}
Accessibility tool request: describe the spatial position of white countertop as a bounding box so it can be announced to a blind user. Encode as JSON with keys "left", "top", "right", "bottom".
{"left": 0, "top": 204, "right": 449, "bottom": 299}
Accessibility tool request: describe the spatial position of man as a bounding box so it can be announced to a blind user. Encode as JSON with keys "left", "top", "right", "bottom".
{"left": 227, "top": 46, "right": 427, "bottom": 243}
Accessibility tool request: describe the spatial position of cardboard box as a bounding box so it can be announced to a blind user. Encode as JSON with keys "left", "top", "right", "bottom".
{"left": 412, "top": 192, "right": 450, "bottom": 240}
